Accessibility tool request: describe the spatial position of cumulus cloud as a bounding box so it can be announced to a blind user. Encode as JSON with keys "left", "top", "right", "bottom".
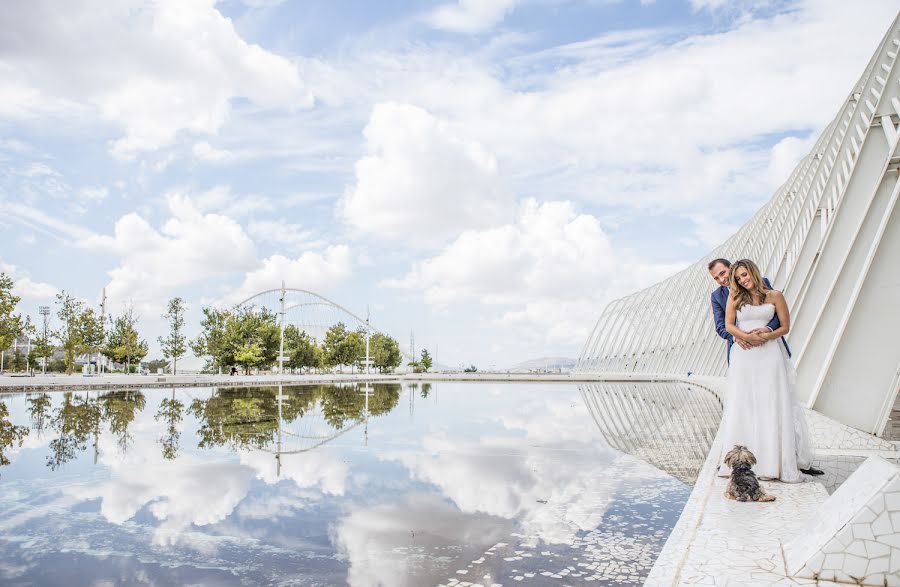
{"left": 192, "top": 141, "right": 233, "bottom": 162}
{"left": 80, "top": 192, "right": 258, "bottom": 311}
{"left": 384, "top": 198, "right": 692, "bottom": 342}
{"left": 333, "top": 493, "right": 513, "bottom": 587}
{"left": 340, "top": 102, "right": 513, "bottom": 247}
{"left": 426, "top": 0, "right": 517, "bottom": 33}
{"left": 0, "top": 257, "right": 60, "bottom": 306}
{"left": 384, "top": 199, "right": 614, "bottom": 305}
{"left": 0, "top": 0, "right": 312, "bottom": 158}
{"left": 225, "top": 245, "right": 352, "bottom": 304}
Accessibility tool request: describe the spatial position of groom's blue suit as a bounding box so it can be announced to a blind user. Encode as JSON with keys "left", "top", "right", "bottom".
{"left": 711, "top": 277, "right": 791, "bottom": 365}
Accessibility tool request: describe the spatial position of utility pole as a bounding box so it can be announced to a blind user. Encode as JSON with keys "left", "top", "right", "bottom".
{"left": 278, "top": 281, "right": 286, "bottom": 375}
{"left": 99, "top": 288, "right": 106, "bottom": 375}
{"left": 365, "top": 307, "right": 371, "bottom": 376}
{"left": 39, "top": 306, "right": 50, "bottom": 375}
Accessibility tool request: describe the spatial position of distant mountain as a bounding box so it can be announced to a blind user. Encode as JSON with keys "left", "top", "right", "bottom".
{"left": 505, "top": 356, "right": 577, "bottom": 373}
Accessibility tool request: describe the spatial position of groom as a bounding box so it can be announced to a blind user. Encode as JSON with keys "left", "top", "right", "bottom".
{"left": 707, "top": 258, "right": 789, "bottom": 362}
{"left": 708, "top": 258, "right": 821, "bottom": 476}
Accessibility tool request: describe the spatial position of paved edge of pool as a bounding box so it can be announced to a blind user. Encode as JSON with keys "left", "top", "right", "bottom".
{"left": 644, "top": 376, "right": 900, "bottom": 587}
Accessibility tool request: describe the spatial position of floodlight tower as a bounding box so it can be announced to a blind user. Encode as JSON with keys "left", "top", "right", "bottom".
{"left": 39, "top": 306, "right": 50, "bottom": 375}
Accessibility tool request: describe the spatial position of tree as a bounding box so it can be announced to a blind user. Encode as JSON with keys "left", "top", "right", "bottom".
{"left": 370, "top": 333, "right": 402, "bottom": 373}
{"left": 54, "top": 291, "right": 86, "bottom": 375}
{"left": 323, "top": 322, "right": 350, "bottom": 372}
{"left": 159, "top": 297, "right": 187, "bottom": 375}
{"left": 146, "top": 358, "right": 168, "bottom": 374}
{"left": 30, "top": 326, "right": 54, "bottom": 373}
{"left": 104, "top": 306, "right": 148, "bottom": 373}
{"left": 0, "top": 273, "right": 27, "bottom": 371}
{"left": 190, "top": 307, "right": 231, "bottom": 373}
{"left": 343, "top": 330, "right": 366, "bottom": 373}
{"left": 222, "top": 307, "right": 279, "bottom": 374}
{"left": 419, "top": 349, "right": 433, "bottom": 372}
{"left": 284, "top": 326, "right": 318, "bottom": 373}
{"left": 80, "top": 308, "right": 105, "bottom": 374}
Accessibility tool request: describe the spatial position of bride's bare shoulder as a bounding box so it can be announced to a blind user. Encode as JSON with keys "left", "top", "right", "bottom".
{"left": 765, "top": 289, "right": 784, "bottom": 302}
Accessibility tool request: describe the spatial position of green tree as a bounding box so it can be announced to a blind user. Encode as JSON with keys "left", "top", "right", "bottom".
{"left": 284, "top": 326, "right": 318, "bottom": 373}
{"left": 80, "top": 308, "right": 105, "bottom": 374}
{"left": 146, "top": 358, "right": 168, "bottom": 374}
{"left": 0, "top": 273, "right": 27, "bottom": 372}
{"left": 343, "top": 330, "right": 366, "bottom": 373}
{"left": 419, "top": 349, "right": 433, "bottom": 372}
{"left": 30, "top": 329, "right": 54, "bottom": 373}
{"left": 104, "top": 306, "right": 148, "bottom": 373}
{"left": 54, "top": 291, "right": 86, "bottom": 375}
{"left": 323, "top": 322, "right": 350, "bottom": 372}
{"left": 370, "top": 333, "right": 402, "bottom": 373}
{"left": 159, "top": 297, "right": 187, "bottom": 375}
{"left": 223, "top": 307, "right": 280, "bottom": 374}
{"left": 190, "top": 307, "right": 232, "bottom": 373}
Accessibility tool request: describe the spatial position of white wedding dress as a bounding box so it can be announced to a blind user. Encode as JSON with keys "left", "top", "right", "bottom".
{"left": 719, "top": 303, "right": 812, "bottom": 483}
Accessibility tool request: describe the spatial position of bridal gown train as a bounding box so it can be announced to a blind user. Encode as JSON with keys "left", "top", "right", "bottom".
{"left": 719, "top": 303, "right": 812, "bottom": 483}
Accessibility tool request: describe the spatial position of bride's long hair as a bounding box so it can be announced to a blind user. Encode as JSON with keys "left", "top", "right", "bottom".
{"left": 729, "top": 258, "right": 770, "bottom": 312}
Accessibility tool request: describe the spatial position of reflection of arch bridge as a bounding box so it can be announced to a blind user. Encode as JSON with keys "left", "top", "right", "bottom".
{"left": 236, "top": 285, "right": 413, "bottom": 368}
{"left": 580, "top": 382, "right": 723, "bottom": 485}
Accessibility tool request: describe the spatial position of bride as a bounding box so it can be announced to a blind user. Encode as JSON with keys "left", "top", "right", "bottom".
{"left": 719, "top": 258, "right": 812, "bottom": 482}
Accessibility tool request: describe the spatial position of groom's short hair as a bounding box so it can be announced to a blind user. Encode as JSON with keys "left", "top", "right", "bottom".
{"left": 707, "top": 258, "right": 732, "bottom": 270}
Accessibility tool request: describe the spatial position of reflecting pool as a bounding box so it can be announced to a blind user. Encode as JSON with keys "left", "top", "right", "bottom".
{"left": 0, "top": 382, "right": 721, "bottom": 586}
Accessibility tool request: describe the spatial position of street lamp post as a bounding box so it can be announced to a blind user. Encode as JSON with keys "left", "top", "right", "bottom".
{"left": 278, "top": 281, "right": 286, "bottom": 375}
{"left": 39, "top": 306, "right": 50, "bottom": 375}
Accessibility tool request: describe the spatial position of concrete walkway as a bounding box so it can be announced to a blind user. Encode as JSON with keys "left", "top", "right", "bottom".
{"left": 645, "top": 377, "right": 899, "bottom": 586}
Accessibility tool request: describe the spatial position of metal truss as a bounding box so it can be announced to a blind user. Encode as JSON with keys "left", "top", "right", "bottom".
{"left": 577, "top": 12, "right": 900, "bottom": 435}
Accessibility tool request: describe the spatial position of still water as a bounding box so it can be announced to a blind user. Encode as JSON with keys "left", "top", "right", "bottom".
{"left": 0, "top": 382, "right": 720, "bottom": 586}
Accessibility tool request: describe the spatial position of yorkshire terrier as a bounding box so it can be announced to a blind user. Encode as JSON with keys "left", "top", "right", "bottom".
{"left": 723, "top": 445, "right": 776, "bottom": 502}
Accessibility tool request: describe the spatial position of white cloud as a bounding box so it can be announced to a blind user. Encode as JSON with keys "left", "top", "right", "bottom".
{"left": 246, "top": 219, "right": 324, "bottom": 252}
{"left": 333, "top": 493, "right": 513, "bottom": 587}
{"left": 0, "top": 258, "right": 58, "bottom": 307}
{"left": 427, "top": 0, "right": 517, "bottom": 33}
{"left": 226, "top": 245, "right": 352, "bottom": 304}
{"left": 0, "top": 0, "right": 312, "bottom": 158}
{"left": 81, "top": 192, "right": 258, "bottom": 311}
{"left": 384, "top": 199, "right": 614, "bottom": 306}
{"left": 189, "top": 185, "right": 274, "bottom": 218}
{"left": 384, "top": 198, "right": 692, "bottom": 342}
{"left": 341, "top": 102, "right": 513, "bottom": 247}
{"left": 192, "top": 141, "right": 233, "bottom": 162}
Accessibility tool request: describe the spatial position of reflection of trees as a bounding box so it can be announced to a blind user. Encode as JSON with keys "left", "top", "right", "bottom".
{"left": 188, "top": 384, "right": 402, "bottom": 452}
{"left": 47, "top": 393, "right": 101, "bottom": 470}
{"left": 0, "top": 401, "right": 29, "bottom": 476}
{"left": 45, "top": 391, "right": 146, "bottom": 469}
{"left": 155, "top": 390, "right": 184, "bottom": 460}
{"left": 101, "top": 391, "right": 146, "bottom": 454}
{"left": 27, "top": 393, "right": 53, "bottom": 435}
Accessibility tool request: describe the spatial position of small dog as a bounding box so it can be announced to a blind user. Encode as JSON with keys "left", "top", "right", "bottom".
{"left": 723, "top": 445, "right": 776, "bottom": 502}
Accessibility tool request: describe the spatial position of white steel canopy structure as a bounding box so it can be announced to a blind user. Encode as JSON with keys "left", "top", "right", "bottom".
{"left": 577, "top": 13, "right": 900, "bottom": 436}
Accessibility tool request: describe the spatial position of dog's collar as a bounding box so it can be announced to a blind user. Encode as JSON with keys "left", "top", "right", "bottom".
{"left": 734, "top": 464, "right": 753, "bottom": 472}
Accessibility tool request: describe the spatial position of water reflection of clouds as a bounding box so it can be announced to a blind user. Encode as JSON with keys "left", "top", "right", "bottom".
{"left": 332, "top": 389, "right": 663, "bottom": 586}
{"left": 333, "top": 492, "right": 514, "bottom": 587}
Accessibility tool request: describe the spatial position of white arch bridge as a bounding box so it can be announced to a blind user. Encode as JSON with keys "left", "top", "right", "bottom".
{"left": 235, "top": 284, "right": 413, "bottom": 371}
{"left": 578, "top": 12, "right": 900, "bottom": 436}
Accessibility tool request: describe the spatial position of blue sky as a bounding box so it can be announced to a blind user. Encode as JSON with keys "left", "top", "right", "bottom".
{"left": 1, "top": 0, "right": 896, "bottom": 368}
